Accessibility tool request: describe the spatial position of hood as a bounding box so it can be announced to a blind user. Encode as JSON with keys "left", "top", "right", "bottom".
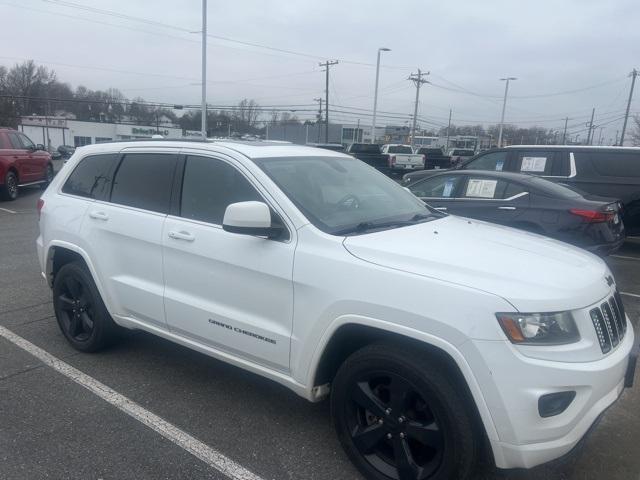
{"left": 343, "top": 216, "right": 611, "bottom": 312}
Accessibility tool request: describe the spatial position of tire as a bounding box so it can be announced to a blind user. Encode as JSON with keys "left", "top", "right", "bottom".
{"left": 331, "top": 343, "right": 479, "bottom": 480}
{"left": 40, "top": 163, "right": 54, "bottom": 189}
{"left": 1, "top": 170, "right": 18, "bottom": 201}
{"left": 52, "top": 262, "right": 119, "bottom": 352}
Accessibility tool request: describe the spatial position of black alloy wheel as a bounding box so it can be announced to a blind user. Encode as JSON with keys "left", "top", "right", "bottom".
{"left": 2, "top": 171, "right": 18, "bottom": 200}
{"left": 57, "top": 275, "right": 95, "bottom": 342}
{"left": 332, "top": 344, "right": 479, "bottom": 480}
{"left": 347, "top": 371, "right": 444, "bottom": 480}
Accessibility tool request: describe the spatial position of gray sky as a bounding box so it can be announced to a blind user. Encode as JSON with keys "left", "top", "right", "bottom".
{"left": 2, "top": 0, "right": 639, "bottom": 141}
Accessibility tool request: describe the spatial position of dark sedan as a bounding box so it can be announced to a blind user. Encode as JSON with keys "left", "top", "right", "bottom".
{"left": 406, "top": 170, "right": 625, "bottom": 254}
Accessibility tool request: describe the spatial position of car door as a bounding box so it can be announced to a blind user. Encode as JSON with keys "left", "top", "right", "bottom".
{"left": 453, "top": 175, "right": 529, "bottom": 225}
{"left": 16, "top": 132, "right": 43, "bottom": 182}
{"left": 6, "top": 132, "right": 31, "bottom": 182}
{"left": 406, "top": 173, "right": 465, "bottom": 213}
{"left": 162, "top": 152, "right": 295, "bottom": 371}
{"left": 79, "top": 149, "right": 177, "bottom": 329}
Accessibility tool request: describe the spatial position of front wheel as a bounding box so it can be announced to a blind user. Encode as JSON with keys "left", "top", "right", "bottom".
{"left": 331, "top": 344, "right": 479, "bottom": 480}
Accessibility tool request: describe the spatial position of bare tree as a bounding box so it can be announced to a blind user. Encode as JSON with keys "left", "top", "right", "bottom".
{"left": 632, "top": 115, "right": 640, "bottom": 146}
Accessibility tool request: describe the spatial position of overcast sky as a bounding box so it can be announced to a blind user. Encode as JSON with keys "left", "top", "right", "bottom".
{"left": 2, "top": 0, "right": 639, "bottom": 141}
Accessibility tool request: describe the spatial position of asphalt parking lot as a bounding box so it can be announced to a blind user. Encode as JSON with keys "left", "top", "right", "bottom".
{"left": 1, "top": 183, "right": 639, "bottom": 480}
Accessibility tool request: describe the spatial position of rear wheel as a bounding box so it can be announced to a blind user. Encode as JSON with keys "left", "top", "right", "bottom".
{"left": 40, "top": 163, "right": 54, "bottom": 189}
{"left": 331, "top": 343, "right": 479, "bottom": 480}
{"left": 1, "top": 171, "right": 18, "bottom": 201}
{"left": 53, "top": 262, "right": 119, "bottom": 352}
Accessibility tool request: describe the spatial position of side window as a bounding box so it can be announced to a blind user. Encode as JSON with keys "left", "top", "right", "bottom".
{"left": 180, "top": 155, "right": 262, "bottom": 225}
{"left": 464, "top": 151, "right": 508, "bottom": 171}
{"left": 578, "top": 151, "right": 640, "bottom": 177}
{"left": 462, "top": 177, "right": 508, "bottom": 199}
{"left": 7, "top": 132, "right": 24, "bottom": 149}
{"left": 408, "top": 175, "right": 462, "bottom": 198}
{"left": 17, "top": 133, "right": 35, "bottom": 150}
{"left": 111, "top": 153, "right": 177, "bottom": 213}
{"left": 62, "top": 154, "right": 120, "bottom": 200}
{"left": 502, "top": 182, "right": 528, "bottom": 199}
{"left": 515, "top": 151, "right": 565, "bottom": 176}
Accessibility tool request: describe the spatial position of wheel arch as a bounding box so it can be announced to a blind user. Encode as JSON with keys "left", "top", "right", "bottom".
{"left": 307, "top": 317, "right": 500, "bottom": 449}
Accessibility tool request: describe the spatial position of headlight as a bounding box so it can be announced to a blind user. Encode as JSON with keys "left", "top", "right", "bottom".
{"left": 496, "top": 312, "right": 580, "bottom": 345}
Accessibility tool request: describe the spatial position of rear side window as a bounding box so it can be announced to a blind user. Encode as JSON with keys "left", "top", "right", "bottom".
{"left": 408, "top": 175, "right": 463, "bottom": 198}
{"left": 514, "top": 150, "right": 567, "bottom": 176}
{"left": 62, "top": 154, "right": 119, "bottom": 200}
{"left": 576, "top": 151, "right": 640, "bottom": 177}
{"left": 111, "top": 153, "right": 177, "bottom": 213}
{"left": 387, "top": 146, "right": 413, "bottom": 154}
{"left": 464, "top": 151, "right": 508, "bottom": 171}
{"left": 180, "top": 155, "right": 262, "bottom": 225}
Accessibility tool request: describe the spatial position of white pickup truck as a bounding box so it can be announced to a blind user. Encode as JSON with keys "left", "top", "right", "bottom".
{"left": 381, "top": 144, "right": 425, "bottom": 172}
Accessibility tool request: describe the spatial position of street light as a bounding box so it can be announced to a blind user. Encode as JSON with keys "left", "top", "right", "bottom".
{"left": 371, "top": 47, "right": 391, "bottom": 144}
{"left": 497, "top": 77, "right": 517, "bottom": 147}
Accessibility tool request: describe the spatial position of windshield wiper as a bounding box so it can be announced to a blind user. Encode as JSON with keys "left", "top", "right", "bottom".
{"left": 334, "top": 213, "right": 437, "bottom": 236}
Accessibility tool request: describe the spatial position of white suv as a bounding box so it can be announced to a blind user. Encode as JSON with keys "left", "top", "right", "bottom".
{"left": 37, "top": 140, "right": 637, "bottom": 480}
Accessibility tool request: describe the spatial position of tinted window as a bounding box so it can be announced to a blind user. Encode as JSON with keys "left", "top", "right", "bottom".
{"left": 464, "top": 151, "right": 508, "bottom": 171}
{"left": 388, "top": 146, "right": 413, "bottom": 154}
{"left": 17, "top": 133, "right": 35, "bottom": 149}
{"left": 180, "top": 155, "right": 262, "bottom": 225}
{"left": 7, "top": 132, "right": 23, "bottom": 149}
{"left": 527, "top": 177, "right": 581, "bottom": 199}
{"left": 349, "top": 144, "right": 380, "bottom": 154}
{"left": 514, "top": 150, "right": 566, "bottom": 176}
{"left": 503, "top": 182, "right": 528, "bottom": 199}
{"left": 409, "top": 175, "right": 462, "bottom": 198}
{"left": 111, "top": 153, "right": 176, "bottom": 213}
{"left": 576, "top": 151, "right": 640, "bottom": 177}
{"left": 462, "top": 177, "right": 508, "bottom": 199}
{"left": 62, "top": 154, "right": 119, "bottom": 200}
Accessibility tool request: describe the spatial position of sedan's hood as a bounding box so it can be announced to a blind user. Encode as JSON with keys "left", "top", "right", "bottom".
{"left": 343, "top": 216, "right": 611, "bottom": 312}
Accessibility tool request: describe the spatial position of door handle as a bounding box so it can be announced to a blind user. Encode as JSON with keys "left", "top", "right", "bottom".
{"left": 89, "top": 211, "right": 109, "bottom": 221}
{"left": 434, "top": 206, "right": 447, "bottom": 211}
{"left": 168, "top": 230, "right": 195, "bottom": 242}
{"left": 498, "top": 206, "right": 516, "bottom": 210}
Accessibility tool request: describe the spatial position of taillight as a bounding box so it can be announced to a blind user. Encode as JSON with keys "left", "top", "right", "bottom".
{"left": 388, "top": 155, "right": 396, "bottom": 167}
{"left": 37, "top": 198, "right": 44, "bottom": 220}
{"left": 569, "top": 208, "right": 613, "bottom": 223}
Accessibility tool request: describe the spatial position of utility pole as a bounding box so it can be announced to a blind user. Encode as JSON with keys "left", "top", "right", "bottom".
{"left": 200, "top": 0, "right": 207, "bottom": 139}
{"left": 586, "top": 108, "right": 595, "bottom": 145}
{"left": 319, "top": 60, "right": 338, "bottom": 143}
{"left": 314, "top": 97, "right": 323, "bottom": 142}
{"left": 446, "top": 108, "right": 452, "bottom": 150}
{"left": 372, "top": 47, "right": 391, "bottom": 144}
{"left": 620, "top": 68, "right": 638, "bottom": 146}
{"left": 597, "top": 126, "right": 605, "bottom": 145}
{"left": 408, "top": 69, "right": 429, "bottom": 147}
{"left": 497, "top": 77, "right": 517, "bottom": 147}
{"left": 562, "top": 117, "right": 569, "bottom": 144}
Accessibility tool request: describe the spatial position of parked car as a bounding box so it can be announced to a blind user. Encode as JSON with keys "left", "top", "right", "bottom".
{"left": 0, "top": 128, "right": 54, "bottom": 201}
{"left": 406, "top": 170, "right": 625, "bottom": 254}
{"left": 57, "top": 144, "right": 76, "bottom": 160}
{"left": 449, "top": 146, "right": 640, "bottom": 236}
{"left": 447, "top": 148, "right": 475, "bottom": 166}
{"left": 415, "top": 146, "right": 451, "bottom": 170}
{"left": 381, "top": 144, "right": 425, "bottom": 173}
{"left": 345, "top": 143, "right": 390, "bottom": 173}
{"left": 38, "top": 140, "right": 636, "bottom": 480}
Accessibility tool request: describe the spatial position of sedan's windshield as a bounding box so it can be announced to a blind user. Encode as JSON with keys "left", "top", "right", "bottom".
{"left": 255, "top": 156, "right": 440, "bottom": 235}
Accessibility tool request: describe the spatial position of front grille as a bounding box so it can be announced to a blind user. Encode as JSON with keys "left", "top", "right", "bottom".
{"left": 590, "top": 293, "right": 627, "bottom": 354}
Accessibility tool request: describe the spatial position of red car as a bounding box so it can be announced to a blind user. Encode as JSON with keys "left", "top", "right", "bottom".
{"left": 0, "top": 128, "right": 54, "bottom": 201}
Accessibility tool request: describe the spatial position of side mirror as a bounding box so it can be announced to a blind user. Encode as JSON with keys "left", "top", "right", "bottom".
{"left": 222, "top": 201, "right": 283, "bottom": 239}
{"left": 36, "top": 144, "right": 45, "bottom": 151}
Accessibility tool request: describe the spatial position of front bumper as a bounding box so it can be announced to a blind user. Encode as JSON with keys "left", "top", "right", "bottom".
{"left": 467, "top": 318, "right": 635, "bottom": 469}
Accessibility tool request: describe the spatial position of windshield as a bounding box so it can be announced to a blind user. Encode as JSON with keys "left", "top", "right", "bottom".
{"left": 255, "top": 156, "right": 439, "bottom": 235}
{"left": 388, "top": 145, "right": 413, "bottom": 154}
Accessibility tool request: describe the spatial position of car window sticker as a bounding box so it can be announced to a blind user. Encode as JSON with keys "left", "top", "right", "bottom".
{"left": 521, "top": 156, "right": 547, "bottom": 172}
{"left": 495, "top": 159, "right": 504, "bottom": 171}
{"left": 442, "top": 179, "right": 455, "bottom": 197}
{"left": 466, "top": 179, "right": 498, "bottom": 198}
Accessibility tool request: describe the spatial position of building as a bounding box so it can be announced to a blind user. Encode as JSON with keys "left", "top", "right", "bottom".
{"left": 340, "top": 123, "right": 386, "bottom": 145}
{"left": 19, "top": 116, "right": 183, "bottom": 151}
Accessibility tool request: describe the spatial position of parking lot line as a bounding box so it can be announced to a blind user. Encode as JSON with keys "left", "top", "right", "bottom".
{"left": 0, "top": 325, "right": 264, "bottom": 480}
{"left": 0, "top": 207, "right": 17, "bottom": 214}
{"left": 621, "top": 291, "right": 640, "bottom": 299}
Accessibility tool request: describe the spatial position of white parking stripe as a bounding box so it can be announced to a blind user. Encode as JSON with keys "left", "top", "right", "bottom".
{"left": 0, "top": 207, "right": 17, "bottom": 214}
{"left": 0, "top": 325, "right": 264, "bottom": 480}
{"left": 621, "top": 291, "right": 640, "bottom": 299}
{"left": 611, "top": 255, "right": 640, "bottom": 261}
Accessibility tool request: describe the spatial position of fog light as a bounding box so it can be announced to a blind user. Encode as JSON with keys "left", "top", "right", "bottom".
{"left": 538, "top": 391, "right": 576, "bottom": 418}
